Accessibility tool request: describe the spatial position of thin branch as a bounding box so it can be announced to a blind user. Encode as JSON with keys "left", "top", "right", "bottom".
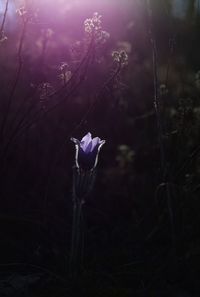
{"left": 146, "top": 0, "right": 165, "bottom": 178}
{"left": 0, "top": 37, "right": 94, "bottom": 162}
{"left": 0, "top": 15, "right": 28, "bottom": 143}
{"left": 6, "top": 28, "right": 52, "bottom": 137}
{"left": 145, "top": 0, "right": 177, "bottom": 246}
{"left": 0, "top": 0, "right": 9, "bottom": 37}
{"left": 165, "top": 37, "right": 175, "bottom": 87}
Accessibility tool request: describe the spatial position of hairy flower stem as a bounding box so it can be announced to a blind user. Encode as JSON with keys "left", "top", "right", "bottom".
{"left": 69, "top": 166, "right": 96, "bottom": 278}
{"left": 69, "top": 198, "right": 83, "bottom": 279}
{"left": 69, "top": 168, "right": 83, "bottom": 280}
{"left": 69, "top": 168, "right": 85, "bottom": 279}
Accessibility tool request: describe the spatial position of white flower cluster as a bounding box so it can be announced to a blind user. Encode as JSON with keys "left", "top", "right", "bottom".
{"left": 112, "top": 50, "right": 128, "bottom": 67}
{"left": 59, "top": 62, "right": 72, "bottom": 85}
{"left": 84, "top": 12, "right": 102, "bottom": 34}
{"left": 16, "top": 6, "right": 27, "bottom": 17}
{"left": 0, "top": 31, "right": 7, "bottom": 43}
{"left": 59, "top": 62, "right": 69, "bottom": 72}
{"left": 84, "top": 12, "right": 110, "bottom": 44}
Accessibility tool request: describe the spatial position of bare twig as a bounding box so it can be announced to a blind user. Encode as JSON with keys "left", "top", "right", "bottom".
{"left": 0, "top": 0, "right": 9, "bottom": 38}
{"left": 0, "top": 37, "right": 94, "bottom": 163}
{"left": 146, "top": 1, "right": 165, "bottom": 177}
{"left": 165, "top": 37, "right": 175, "bottom": 86}
{"left": 145, "top": 0, "right": 176, "bottom": 245}
{"left": 7, "top": 28, "right": 52, "bottom": 137}
{"left": 0, "top": 14, "right": 28, "bottom": 144}
{"left": 69, "top": 61, "right": 122, "bottom": 135}
{"left": 153, "top": 39, "right": 167, "bottom": 176}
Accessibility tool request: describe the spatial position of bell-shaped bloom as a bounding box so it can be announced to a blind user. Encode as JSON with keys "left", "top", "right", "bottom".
{"left": 71, "top": 132, "right": 105, "bottom": 170}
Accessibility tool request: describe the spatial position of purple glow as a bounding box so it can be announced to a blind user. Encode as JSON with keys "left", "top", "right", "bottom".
{"left": 3, "top": 0, "right": 136, "bottom": 36}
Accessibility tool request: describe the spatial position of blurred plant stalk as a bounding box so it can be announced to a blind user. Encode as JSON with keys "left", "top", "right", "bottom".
{"left": 69, "top": 167, "right": 96, "bottom": 278}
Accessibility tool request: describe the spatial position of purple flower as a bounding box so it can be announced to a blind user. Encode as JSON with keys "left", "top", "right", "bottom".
{"left": 71, "top": 132, "right": 105, "bottom": 170}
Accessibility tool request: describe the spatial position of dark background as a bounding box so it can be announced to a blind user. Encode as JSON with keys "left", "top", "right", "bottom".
{"left": 0, "top": 0, "right": 200, "bottom": 296}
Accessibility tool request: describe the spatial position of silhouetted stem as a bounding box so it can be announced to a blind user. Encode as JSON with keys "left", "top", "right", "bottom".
{"left": 69, "top": 197, "right": 83, "bottom": 279}
{"left": 0, "top": 0, "right": 9, "bottom": 37}
{"left": 146, "top": 0, "right": 175, "bottom": 245}
{"left": 0, "top": 15, "right": 28, "bottom": 145}
{"left": 69, "top": 166, "right": 96, "bottom": 278}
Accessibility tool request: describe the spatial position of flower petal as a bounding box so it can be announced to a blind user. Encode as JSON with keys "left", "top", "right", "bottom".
{"left": 80, "top": 132, "right": 92, "bottom": 152}
{"left": 71, "top": 137, "right": 80, "bottom": 146}
{"left": 93, "top": 139, "right": 106, "bottom": 168}
{"left": 91, "top": 137, "right": 101, "bottom": 151}
{"left": 84, "top": 140, "right": 93, "bottom": 153}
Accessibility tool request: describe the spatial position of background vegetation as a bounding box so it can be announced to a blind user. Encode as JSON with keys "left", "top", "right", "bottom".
{"left": 0, "top": 0, "right": 200, "bottom": 296}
